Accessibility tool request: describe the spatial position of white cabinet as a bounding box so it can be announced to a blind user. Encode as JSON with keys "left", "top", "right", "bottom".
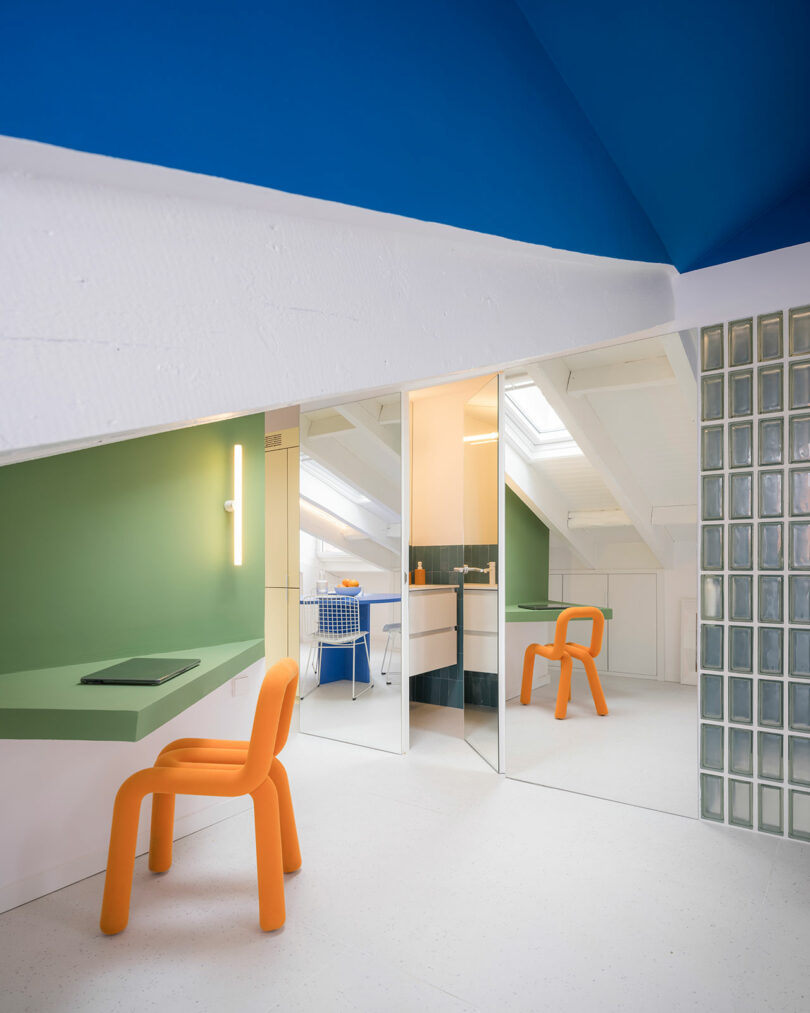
{"left": 410, "top": 588, "right": 457, "bottom": 635}
{"left": 463, "top": 587, "right": 498, "bottom": 674}
{"left": 464, "top": 632, "right": 498, "bottom": 674}
{"left": 463, "top": 588, "right": 498, "bottom": 633}
{"left": 265, "top": 430, "right": 300, "bottom": 662}
{"left": 409, "top": 587, "right": 458, "bottom": 677}
{"left": 410, "top": 629, "right": 457, "bottom": 676}
{"left": 607, "top": 573, "right": 657, "bottom": 676}
{"left": 552, "top": 571, "right": 658, "bottom": 678}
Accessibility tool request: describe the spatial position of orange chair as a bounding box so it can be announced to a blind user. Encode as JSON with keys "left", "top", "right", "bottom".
{"left": 520, "top": 607, "right": 608, "bottom": 720}
{"left": 100, "top": 657, "right": 301, "bottom": 935}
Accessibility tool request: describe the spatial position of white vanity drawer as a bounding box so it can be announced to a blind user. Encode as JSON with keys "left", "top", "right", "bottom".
{"left": 410, "top": 629, "right": 457, "bottom": 676}
{"left": 463, "top": 589, "right": 497, "bottom": 633}
{"left": 409, "top": 589, "right": 457, "bottom": 635}
{"left": 463, "top": 631, "right": 498, "bottom": 674}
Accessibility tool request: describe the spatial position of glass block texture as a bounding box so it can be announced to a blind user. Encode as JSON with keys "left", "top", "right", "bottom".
{"left": 699, "top": 304, "right": 810, "bottom": 842}
{"left": 759, "top": 312, "right": 783, "bottom": 361}
{"left": 729, "top": 779, "right": 753, "bottom": 828}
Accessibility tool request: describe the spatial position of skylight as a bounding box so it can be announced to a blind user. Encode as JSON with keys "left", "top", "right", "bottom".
{"left": 505, "top": 379, "right": 582, "bottom": 459}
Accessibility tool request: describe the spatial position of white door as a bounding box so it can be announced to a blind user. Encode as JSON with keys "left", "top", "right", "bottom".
{"left": 607, "top": 573, "right": 657, "bottom": 677}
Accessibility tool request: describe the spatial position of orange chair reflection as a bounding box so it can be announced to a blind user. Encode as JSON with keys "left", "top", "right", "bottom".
{"left": 100, "top": 657, "right": 301, "bottom": 935}
{"left": 520, "top": 607, "right": 608, "bottom": 720}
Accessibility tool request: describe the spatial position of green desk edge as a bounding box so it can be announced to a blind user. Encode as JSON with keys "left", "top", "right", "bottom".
{"left": 0, "top": 639, "right": 265, "bottom": 742}
{"left": 505, "top": 601, "right": 613, "bottom": 623}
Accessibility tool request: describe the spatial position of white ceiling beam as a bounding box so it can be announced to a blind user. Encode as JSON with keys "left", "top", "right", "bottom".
{"left": 661, "top": 330, "right": 698, "bottom": 424}
{"left": 652, "top": 504, "right": 697, "bottom": 526}
{"left": 568, "top": 509, "right": 631, "bottom": 529}
{"left": 300, "top": 502, "right": 398, "bottom": 571}
{"left": 301, "top": 414, "right": 354, "bottom": 439}
{"left": 300, "top": 435, "right": 400, "bottom": 514}
{"left": 299, "top": 470, "right": 399, "bottom": 553}
{"left": 505, "top": 444, "right": 598, "bottom": 569}
{"left": 526, "top": 360, "right": 674, "bottom": 569}
{"left": 333, "top": 402, "right": 400, "bottom": 460}
{"left": 377, "top": 402, "right": 401, "bottom": 425}
{"left": 566, "top": 355, "right": 675, "bottom": 396}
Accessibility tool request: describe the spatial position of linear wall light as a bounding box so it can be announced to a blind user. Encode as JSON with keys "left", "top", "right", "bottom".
{"left": 224, "top": 443, "right": 243, "bottom": 566}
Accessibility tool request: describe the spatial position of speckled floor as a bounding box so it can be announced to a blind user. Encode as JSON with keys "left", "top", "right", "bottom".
{"left": 1, "top": 712, "right": 808, "bottom": 1013}
{"left": 506, "top": 674, "right": 697, "bottom": 818}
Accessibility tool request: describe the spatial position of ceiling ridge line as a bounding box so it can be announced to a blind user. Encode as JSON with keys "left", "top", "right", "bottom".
{"left": 683, "top": 174, "right": 810, "bottom": 273}
{"left": 510, "top": 0, "right": 675, "bottom": 267}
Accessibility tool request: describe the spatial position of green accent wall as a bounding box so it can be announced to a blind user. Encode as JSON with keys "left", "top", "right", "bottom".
{"left": 505, "top": 485, "right": 550, "bottom": 607}
{"left": 0, "top": 415, "right": 264, "bottom": 674}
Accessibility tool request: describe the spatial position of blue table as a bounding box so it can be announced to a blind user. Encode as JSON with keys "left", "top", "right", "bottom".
{"left": 302, "top": 593, "right": 401, "bottom": 684}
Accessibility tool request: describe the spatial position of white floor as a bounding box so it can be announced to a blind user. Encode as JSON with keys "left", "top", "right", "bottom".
{"left": 1, "top": 708, "right": 809, "bottom": 1012}
{"left": 299, "top": 645, "right": 403, "bottom": 753}
{"left": 507, "top": 674, "right": 698, "bottom": 817}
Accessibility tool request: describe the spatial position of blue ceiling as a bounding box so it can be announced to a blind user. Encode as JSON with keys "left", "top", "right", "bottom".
{"left": 1, "top": 1, "right": 808, "bottom": 272}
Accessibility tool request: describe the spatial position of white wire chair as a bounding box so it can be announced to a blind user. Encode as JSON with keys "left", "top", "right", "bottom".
{"left": 300, "top": 594, "right": 372, "bottom": 700}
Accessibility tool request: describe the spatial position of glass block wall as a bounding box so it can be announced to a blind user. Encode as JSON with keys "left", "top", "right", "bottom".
{"left": 699, "top": 306, "right": 810, "bottom": 841}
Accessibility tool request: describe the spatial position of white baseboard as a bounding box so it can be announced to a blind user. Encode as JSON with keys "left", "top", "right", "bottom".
{"left": 0, "top": 796, "right": 251, "bottom": 915}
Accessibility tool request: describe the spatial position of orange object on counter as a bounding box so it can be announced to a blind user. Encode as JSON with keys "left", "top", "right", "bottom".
{"left": 414, "top": 561, "right": 426, "bottom": 585}
{"left": 99, "top": 657, "right": 301, "bottom": 935}
{"left": 520, "top": 606, "right": 607, "bottom": 720}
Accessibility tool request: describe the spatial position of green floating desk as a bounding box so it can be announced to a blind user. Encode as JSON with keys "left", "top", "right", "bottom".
{"left": 505, "top": 600, "right": 613, "bottom": 623}
{"left": 0, "top": 639, "right": 264, "bottom": 742}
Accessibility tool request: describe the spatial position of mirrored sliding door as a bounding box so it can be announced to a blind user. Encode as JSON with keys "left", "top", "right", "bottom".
{"left": 461, "top": 374, "right": 501, "bottom": 769}
{"left": 298, "top": 393, "right": 406, "bottom": 753}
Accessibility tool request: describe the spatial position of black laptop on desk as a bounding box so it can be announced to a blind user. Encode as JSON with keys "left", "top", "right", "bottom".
{"left": 80, "top": 657, "right": 201, "bottom": 686}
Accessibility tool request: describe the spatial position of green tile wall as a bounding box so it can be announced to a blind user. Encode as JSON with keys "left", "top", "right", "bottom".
{"left": 408, "top": 543, "right": 494, "bottom": 708}
{"left": 0, "top": 415, "right": 265, "bottom": 673}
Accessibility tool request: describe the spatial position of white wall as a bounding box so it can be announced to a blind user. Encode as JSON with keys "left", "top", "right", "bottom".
{"left": 547, "top": 532, "right": 697, "bottom": 683}
{"left": 0, "top": 658, "right": 265, "bottom": 914}
{"left": 674, "top": 241, "right": 810, "bottom": 331}
{"left": 0, "top": 136, "right": 675, "bottom": 464}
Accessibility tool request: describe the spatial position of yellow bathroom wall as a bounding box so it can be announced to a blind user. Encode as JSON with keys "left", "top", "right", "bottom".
{"left": 410, "top": 375, "right": 497, "bottom": 545}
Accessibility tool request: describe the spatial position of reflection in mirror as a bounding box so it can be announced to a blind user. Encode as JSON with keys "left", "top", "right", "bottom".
{"left": 462, "top": 376, "right": 500, "bottom": 768}
{"left": 503, "top": 337, "right": 698, "bottom": 818}
{"left": 298, "top": 394, "right": 403, "bottom": 753}
{"left": 408, "top": 375, "right": 500, "bottom": 770}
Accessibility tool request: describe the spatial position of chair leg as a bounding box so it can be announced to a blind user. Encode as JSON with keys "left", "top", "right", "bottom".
{"left": 100, "top": 780, "right": 145, "bottom": 935}
{"left": 555, "top": 654, "right": 573, "bottom": 720}
{"left": 381, "top": 631, "right": 391, "bottom": 680}
{"left": 299, "top": 643, "right": 322, "bottom": 700}
{"left": 270, "top": 758, "right": 302, "bottom": 873}
{"left": 251, "top": 778, "right": 286, "bottom": 931}
{"left": 148, "top": 793, "right": 175, "bottom": 872}
{"left": 520, "top": 646, "right": 538, "bottom": 705}
{"left": 583, "top": 655, "right": 609, "bottom": 716}
{"left": 353, "top": 636, "right": 373, "bottom": 700}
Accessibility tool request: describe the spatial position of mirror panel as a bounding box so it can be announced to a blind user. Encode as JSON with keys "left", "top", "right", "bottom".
{"left": 298, "top": 394, "right": 404, "bottom": 752}
{"left": 503, "top": 342, "right": 698, "bottom": 819}
{"left": 462, "top": 375, "right": 500, "bottom": 768}
{"left": 409, "top": 375, "right": 501, "bottom": 769}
